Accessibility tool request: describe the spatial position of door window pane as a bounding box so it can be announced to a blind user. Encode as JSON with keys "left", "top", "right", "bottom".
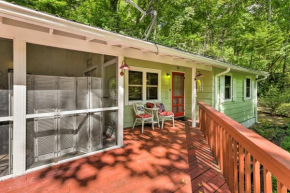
{"left": 173, "top": 74, "right": 184, "bottom": 96}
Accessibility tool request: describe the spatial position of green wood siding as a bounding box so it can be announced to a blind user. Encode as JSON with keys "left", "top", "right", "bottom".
{"left": 123, "top": 58, "right": 192, "bottom": 128}
{"left": 213, "top": 67, "right": 256, "bottom": 124}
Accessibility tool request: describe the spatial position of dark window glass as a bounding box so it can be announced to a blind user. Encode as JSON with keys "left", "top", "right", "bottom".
{"left": 225, "top": 87, "right": 231, "bottom": 99}
{"left": 225, "top": 75, "right": 231, "bottom": 87}
{"left": 246, "top": 78, "right": 251, "bottom": 98}
{"left": 129, "top": 86, "right": 142, "bottom": 100}
{"left": 129, "top": 71, "right": 142, "bottom": 85}
{"left": 224, "top": 75, "right": 231, "bottom": 99}
{"left": 146, "top": 87, "right": 158, "bottom": 100}
{"left": 146, "top": 73, "right": 158, "bottom": 85}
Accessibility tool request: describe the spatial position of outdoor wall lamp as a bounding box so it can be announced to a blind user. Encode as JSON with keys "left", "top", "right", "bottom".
{"left": 166, "top": 73, "right": 170, "bottom": 77}
{"left": 120, "top": 60, "right": 130, "bottom": 76}
{"left": 195, "top": 71, "right": 204, "bottom": 80}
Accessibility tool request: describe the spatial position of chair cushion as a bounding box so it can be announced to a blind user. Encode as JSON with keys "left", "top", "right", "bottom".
{"left": 135, "top": 104, "right": 145, "bottom": 114}
{"left": 159, "top": 111, "right": 173, "bottom": 116}
{"left": 136, "top": 114, "right": 152, "bottom": 118}
{"left": 146, "top": 102, "right": 154, "bottom": 108}
{"left": 156, "top": 103, "right": 165, "bottom": 113}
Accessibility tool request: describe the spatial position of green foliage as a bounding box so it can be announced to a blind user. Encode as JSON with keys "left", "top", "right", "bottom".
{"left": 261, "top": 86, "right": 288, "bottom": 115}
{"left": 276, "top": 103, "right": 290, "bottom": 117}
{"left": 5, "top": 0, "right": 290, "bottom": 96}
{"left": 281, "top": 135, "right": 290, "bottom": 152}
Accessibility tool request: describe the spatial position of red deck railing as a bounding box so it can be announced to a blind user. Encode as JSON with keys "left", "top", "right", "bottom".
{"left": 198, "top": 102, "right": 290, "bottom": 193}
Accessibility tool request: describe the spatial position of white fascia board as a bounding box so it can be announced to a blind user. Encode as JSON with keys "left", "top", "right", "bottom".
{"left": 0, "top": 1, "right": 268, "bottom": 76}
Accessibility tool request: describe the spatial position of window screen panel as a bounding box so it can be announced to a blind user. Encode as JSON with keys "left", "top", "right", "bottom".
{"left": 129, "top": 71, "right": 142, "bottom": 85}
{"left": 129, "top": 86, "right": 142, "bottom": 100}
{"left": 76, "top": 114, "right": 89, "bottom": 153}
{"left": 146, "top": 87, "right": 158, "bottom": 100}
{"left": 36, "top": 118, "right": 56, "bottom": 160}
{"left": 91, "top": 113, "right": 102, "bottom": 151}
{"left": 91, "top": 77, "right": 102, "bottom": 109}
{"left": 58, "top": 77, "right": 76, "bottom": 111}
{"left": 59, "top": 115, "right": 75, "bottom": 154}
{"left": 34, "top": 76, "right": 57, "bottom": 113}
{"left": 77, "top": 77, "right": 89, "bottom": 110}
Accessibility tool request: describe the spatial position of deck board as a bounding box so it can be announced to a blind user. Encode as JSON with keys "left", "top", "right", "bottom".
{"left": 0, "top": 121, "right": 230, "bottom": 193}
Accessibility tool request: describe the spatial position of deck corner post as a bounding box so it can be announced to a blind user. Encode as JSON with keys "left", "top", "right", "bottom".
{"left": 117, "top": 55, "right": 124, "bottom": 147}
{"left": 192, "top": 67, "right": 196, "bottom": 127}
{"left": 13, "top": 38, "right": 27, "bottom": 176}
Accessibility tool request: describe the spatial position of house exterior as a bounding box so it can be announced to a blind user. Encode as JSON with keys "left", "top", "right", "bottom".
{"left": 0, "top": 1, "right": 269, "bottom": 182}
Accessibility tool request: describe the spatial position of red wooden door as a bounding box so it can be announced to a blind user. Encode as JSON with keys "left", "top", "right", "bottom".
{"left": 172, "top": 72, "right": 185, "bottom": 117}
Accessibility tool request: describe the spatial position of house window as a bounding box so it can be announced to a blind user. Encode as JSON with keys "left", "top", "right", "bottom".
{"left": 196, "top": 79, "right": 203, "bottom": 92}
{"left": 225, "top": 75, "right": 232, "bottom": 100}
{"left": 126, "top": 67, "right": 161, "bottom": 104}
{"left": 146, "top": 73, "right": 158, "bottom": 100}
{"left": 128, "top": 71, "right": 143, "bottom": 101}
{"left": 246, "top": 78, "right": 251, "bottom": 98}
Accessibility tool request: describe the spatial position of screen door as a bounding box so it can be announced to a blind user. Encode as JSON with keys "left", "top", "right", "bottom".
{"left": 172, "top": 72, "right": 185, "bottom": 117}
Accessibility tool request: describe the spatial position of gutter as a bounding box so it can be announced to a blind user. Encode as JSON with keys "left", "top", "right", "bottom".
{"left": 255, "top": 75, "right": 269, "bottom": 123}
{"left": 214, "top": 68, "right": 231, "bottom": 110}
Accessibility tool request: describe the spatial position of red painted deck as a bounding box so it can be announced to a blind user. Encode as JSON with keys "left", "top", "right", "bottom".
{"left": 0, "top": 121, "right": 230, "bottom": 193}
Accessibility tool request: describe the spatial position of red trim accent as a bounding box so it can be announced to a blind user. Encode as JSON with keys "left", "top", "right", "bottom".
{"left": 172, "top": 72, "right": 185, "bottom": 117}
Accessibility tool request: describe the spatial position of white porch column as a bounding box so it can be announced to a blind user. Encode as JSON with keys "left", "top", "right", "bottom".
{"left": 192, "top": 68, "right": 197, "bottom": 127}
{"left": 117, "top": 56, "right": 124, "bottom": 147}
{"left": 13, "top": 38, "right": 26, "bottom": 176}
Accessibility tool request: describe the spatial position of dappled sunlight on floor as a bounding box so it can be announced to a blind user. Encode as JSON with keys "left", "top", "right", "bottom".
{"left": 0, "top": 120, "right": 229, "bottom": 193}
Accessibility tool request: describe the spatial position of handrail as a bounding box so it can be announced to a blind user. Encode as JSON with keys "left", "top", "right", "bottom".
{"left": 198, "top": 102, "right": 290, "bottom": 193}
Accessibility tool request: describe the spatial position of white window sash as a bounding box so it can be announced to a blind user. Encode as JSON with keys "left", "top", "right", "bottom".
{"left": 125, "top": 66, "right": 161, "bottom": 105}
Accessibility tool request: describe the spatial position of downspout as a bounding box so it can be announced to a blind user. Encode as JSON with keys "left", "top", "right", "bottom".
{"left": 214, "top": 68, "right": 231, "bottom": 110}
{"left": 255, "top": 75, "right": 268, "bottom": 123}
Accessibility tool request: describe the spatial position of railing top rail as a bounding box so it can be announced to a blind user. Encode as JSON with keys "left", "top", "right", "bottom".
{"left": 198, "top": 102, "right": 290, "bottom": 188}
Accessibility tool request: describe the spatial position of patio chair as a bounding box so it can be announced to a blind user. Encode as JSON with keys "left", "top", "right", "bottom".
{"left": 132, "top": 103, "right": 154, "bottom": 133}
{"left": 155, "top": 102, "right": 175, "bottom": 129}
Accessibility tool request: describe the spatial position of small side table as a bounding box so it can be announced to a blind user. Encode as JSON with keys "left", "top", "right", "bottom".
{"left": 145, "top": 107, "right": 160, "bottom": 128}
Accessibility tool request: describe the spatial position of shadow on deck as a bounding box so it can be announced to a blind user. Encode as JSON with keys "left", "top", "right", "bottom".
{"left": 0, "top": 120, "right": 230, "bottom": 193}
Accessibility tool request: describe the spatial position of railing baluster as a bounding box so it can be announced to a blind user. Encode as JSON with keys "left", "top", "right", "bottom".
{"left": 228, "top": 135, "right": 234, "bottom": 192}
{"left": 233, "top": 140, "right": 238, "bottom": 193}
{"left": 219, "top": 125, "right": 223, "bottom": 172}
{"left": 263, "top": 168, "right": 272, "bottom": 193}
{"left": 253, "top": 158, "right": 260, "bottom": 193}
{"left": 277, "top": 180, "right": 287, "bottom": 193}
{"left": 239, "top": 145, "right": 245, "bottom": 193}
{"left": 245, "top": 151, "right": 251, "bottom": 193}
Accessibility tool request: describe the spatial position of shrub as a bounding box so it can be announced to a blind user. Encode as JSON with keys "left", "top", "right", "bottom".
{"left": 261, "top": 86, "right": 287, "bottom": 115}
{"left": 281, "top": 136, "right": 290, "bottom": 152}
{"left": 276, "top": 103, "right": 290, "bottom": 117}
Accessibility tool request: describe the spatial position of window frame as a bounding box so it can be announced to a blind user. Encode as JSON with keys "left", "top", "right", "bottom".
{"left": 125, "top": 66, "right": 161, "bottom": 105}
{"left": 224, "top": 74, "right": 232, "bottom": 102}
{"left": 245, "top": 77, "right": 252, "bottom": 100}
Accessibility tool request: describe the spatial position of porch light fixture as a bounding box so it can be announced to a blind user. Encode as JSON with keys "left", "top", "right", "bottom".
{"left": 120, "top": 60, "right": 130, "bottom": 76}
{"left": 195, "top": 71, "right": 204, "bottom": 80}
{"left": 166, "top": 73, "right": 170, "bottom": 77}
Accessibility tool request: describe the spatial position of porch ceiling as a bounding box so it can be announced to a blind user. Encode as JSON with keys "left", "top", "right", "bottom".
{"left": 0, "top": 120, "right": 230, "bottom": 193}
{"left": 0, "top": 1, "right": 268, "bottom": 76}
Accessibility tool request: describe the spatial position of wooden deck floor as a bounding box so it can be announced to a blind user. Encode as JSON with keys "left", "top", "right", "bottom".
{"left": 0, "top": 120, "right": 230, "bottom": 193}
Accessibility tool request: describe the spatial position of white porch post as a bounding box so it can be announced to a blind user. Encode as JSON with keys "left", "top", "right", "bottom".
{"left": 117, "top": 56, "right": 124, "bottom": 146}
{"left": 192, "top": 68, "right": 197, "bottom": 127}
{"left": 13, "top": 38, "right": 26, "bottom": 176}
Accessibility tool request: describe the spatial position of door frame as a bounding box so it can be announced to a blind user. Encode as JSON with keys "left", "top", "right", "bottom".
{"left": 171, "top": 71, "right": 185, "bottom": 118}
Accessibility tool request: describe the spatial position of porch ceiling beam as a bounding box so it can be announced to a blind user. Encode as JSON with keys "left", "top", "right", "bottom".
{"left": 49, "top": 28, "right": 54, "bottom": 34}
{"left": 0, "top": 16, "right": 3, "bottom": 24}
